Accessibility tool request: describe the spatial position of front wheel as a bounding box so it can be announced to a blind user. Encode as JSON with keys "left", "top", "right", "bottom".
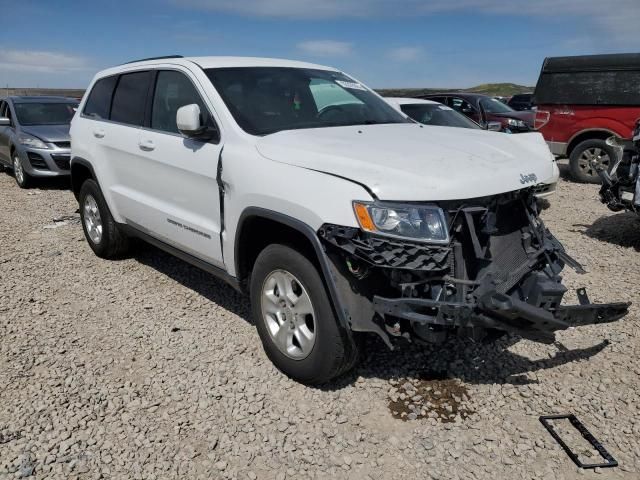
{"left": 569, "top": 139, "right": 615, "bottom": 183}
{"left": 250, "top": 244, "right": 358, "bottom": 384}
{"left": 13, "top": 153, "right": 31, "bottom": 189}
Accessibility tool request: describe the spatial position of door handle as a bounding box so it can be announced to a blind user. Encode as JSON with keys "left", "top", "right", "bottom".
{"left": 138, "top": 139, "right": 155, "bottom": 151}
{"left": 93, "top": 129, "right": 105, "bottom": 139}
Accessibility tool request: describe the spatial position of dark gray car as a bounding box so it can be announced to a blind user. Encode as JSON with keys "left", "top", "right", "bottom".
{"left": 0, "top": 96, "right": 78, "bottom": 188}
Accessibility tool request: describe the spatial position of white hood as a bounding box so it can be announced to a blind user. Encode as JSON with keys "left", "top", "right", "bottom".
{"left": 256, "top": 123, "right": 556, "bottom": 201}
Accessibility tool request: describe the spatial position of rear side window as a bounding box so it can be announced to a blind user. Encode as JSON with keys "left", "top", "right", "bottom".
{"left": 83, "top": 76, "right": 117, "bottom": 120}
{"left": 110, "top": 71, "right": 152, "bottom": 126}
{"left": 151, "top": 70, "right": 213, "bottom": 134}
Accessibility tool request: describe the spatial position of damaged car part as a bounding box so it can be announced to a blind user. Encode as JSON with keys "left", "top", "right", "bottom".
{"left": 539, "top": 414, "right": 618, "bottom": 469}
{"left": 319, "top": 189, "right": 630, "bottom": 347}
{"left": 599, "top": 123, "right": 640, "bottom": 214}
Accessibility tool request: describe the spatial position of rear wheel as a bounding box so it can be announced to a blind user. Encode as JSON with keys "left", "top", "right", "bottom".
{"left": 569, "top": 139, "right": 615, "bottom": 183}
{"left": 250, "top": 244, "right": 358, "bottom": 384}
{"left": 79, "top": 179, "right": 129, "bottom": 258}
{"left": 13, "top": 153, "right": 31, "bottom": 189}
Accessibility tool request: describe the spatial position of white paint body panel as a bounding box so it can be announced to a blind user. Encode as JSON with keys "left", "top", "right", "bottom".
{"left": 256, "top": 123, "right": 558, "bottom": 201}
{"left": 71, "top": 56, "right": 560, "bottom": 278}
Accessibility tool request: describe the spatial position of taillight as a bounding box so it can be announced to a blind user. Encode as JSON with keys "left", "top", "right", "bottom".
{"left": 534, "top": 110, "right": 550, "bottom": 130}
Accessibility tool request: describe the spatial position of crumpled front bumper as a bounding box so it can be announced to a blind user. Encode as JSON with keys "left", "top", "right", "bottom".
{"left": 318, "top": 190, "right": 631, "bottom": 347}
{"left": 373, "top": 288, "right": 630, "bottom": 344}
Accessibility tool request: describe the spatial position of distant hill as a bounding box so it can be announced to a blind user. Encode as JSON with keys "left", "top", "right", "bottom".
{"left": 2, "top": 88, "right": 85, "bottom": 98}
{"left": 376, "top": 83, "right": 534, "bottom": 98}
{"left": 3, "top": 83, "right": 533, "bottom": 102}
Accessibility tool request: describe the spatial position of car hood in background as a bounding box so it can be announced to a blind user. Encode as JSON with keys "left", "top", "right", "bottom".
{"left": 21, "top": 125, "right": 71, "bottom": 143}
{"left": 256, "top": 123, "right": 555, "bottom": 201}
{"left": 491, "top": 110, "right": 535, "bottom": 127}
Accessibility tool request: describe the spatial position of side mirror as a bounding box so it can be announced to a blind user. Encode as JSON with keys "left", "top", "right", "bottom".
{"left": 486, "top": 121, "right": 502, "bottom": 132}
{"left": 177, "top": 104, "right": 204, "bottom": 137}
{"left": 176, "top": 104, "right": 219, "bottom": 142}
{"left": 0, "top": 117, "right": 10, "bottom": 126}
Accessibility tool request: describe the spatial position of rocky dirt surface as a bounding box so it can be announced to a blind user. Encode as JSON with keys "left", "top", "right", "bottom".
{"left": 0, "top": 168, "right": 639, "bottom": 480}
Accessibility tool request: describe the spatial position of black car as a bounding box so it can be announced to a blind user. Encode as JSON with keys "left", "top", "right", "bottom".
{"left": 508, "top": 93, "right": 535, "bottom": 111}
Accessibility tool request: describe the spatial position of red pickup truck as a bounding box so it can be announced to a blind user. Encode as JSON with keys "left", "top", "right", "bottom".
{"left": 534, "top": 53, "right": 640, "bottom": 183}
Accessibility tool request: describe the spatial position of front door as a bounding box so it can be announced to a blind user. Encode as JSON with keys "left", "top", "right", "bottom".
{"left": 130, "top": 69, "right": 224, "bottom": 267}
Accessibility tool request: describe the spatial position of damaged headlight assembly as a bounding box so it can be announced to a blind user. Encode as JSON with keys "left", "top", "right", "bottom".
{"left": 352, "top": 201, "right": 449, "bottom": 244}
{"left": 317, "top": 192, "right": 630, "bottom": 349}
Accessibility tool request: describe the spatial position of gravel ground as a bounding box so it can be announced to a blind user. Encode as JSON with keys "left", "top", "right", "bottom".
{"left": 1, "top": 166, "right": 639, "bottom": 480}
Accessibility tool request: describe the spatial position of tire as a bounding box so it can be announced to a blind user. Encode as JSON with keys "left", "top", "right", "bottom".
{"left": 79, "top": 179, "right": 129, "bottom": 259}
{"left": 250, "top": 244, "right": 358, "bottom": 385}
{"left": 569, "top": 139, "right": 616, "bottom": 183}
{"left": 13, "top": 152, "right": 32, "bottom": 189}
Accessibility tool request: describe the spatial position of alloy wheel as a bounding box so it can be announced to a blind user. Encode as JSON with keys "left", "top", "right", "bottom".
{"left": 13, "top": 155, "right": 25, "bottom": 185}
{"left": 577, "top": 147, "right": 610, "bottom": 179}
{"left": 261, "top": 269, "right": 316, "bottom": 360}
{"left": 83, "top": 194, "right": 103, "bottom": 244}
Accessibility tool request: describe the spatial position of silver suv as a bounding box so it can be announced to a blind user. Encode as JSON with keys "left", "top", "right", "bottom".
{"left": 0, "top": 96, "right": 78, "bottom": 188}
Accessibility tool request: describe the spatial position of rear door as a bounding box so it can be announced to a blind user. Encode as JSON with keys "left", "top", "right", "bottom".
{"left": 129, "top": 68, "right": 224, "bottom": 267}
{"left": 97, "top": 70, "right": 155, "bottom": 226}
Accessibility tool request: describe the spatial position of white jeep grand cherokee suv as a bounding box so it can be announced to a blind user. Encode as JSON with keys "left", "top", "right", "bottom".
{"left": 70, "top": 56, "right": 629, "bottom": 384}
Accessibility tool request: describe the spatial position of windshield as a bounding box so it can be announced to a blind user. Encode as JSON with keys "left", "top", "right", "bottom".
{"left": 479, "top": 97, "right": 515, "bottom": 114}
{"left": 400, "top": 103, "right": 481, "bottom": 129}
{"left": 14, "top": 102, "right": 78, "bottom": 126}
{"left": 205, "top": 67, "right": 410, "bottom": 135}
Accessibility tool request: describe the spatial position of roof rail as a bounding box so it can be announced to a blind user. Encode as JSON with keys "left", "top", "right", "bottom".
{"left": 123, "top": 55, "right": 183, "bottom": 65}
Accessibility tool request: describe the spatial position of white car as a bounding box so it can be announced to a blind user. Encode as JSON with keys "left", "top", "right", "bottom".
{"left": 385, "top": 97, "right": 486, "bottom": 129}
{"left": 387, "top": 97, "right": 559, "bottom": 198}
{"left": 70, "top": 56, "right": 629, "bottom": 384}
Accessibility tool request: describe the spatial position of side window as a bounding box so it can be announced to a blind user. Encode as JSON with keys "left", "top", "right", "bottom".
{"left": 110, "top": 71, "right": 152, "bottom": 126}
{"left": 151, "top": 70, "right": 213, "bottom": 134}
{"left": 449, "top": 97, "right": 476, "bottom": 114}
{"left": 5, "top": 102, "right": 13, "bottom": 125}
{"left": 83, "top": 76, "right": 118, "bottom": 120}
{"left": 0, "top": 101, "right": 13, "bottom": 124}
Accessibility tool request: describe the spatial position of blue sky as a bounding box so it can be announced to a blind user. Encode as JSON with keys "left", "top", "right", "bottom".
{"left": 1, "top": 0, "right": 639, "bottom": 89}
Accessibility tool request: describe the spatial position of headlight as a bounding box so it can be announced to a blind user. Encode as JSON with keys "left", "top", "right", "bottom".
{"left": 353, "top": 201, "right": 449, "bottom": 243}
{"left": 18, "top": 133, "right": 49, "bottom": 149}
{"left": 507, "top": 118, "right": 526, "bottom": 128}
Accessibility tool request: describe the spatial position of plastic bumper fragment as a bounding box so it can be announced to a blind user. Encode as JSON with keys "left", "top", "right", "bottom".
{"left": 373, "top": 289, "right": 630, "bottom": 344}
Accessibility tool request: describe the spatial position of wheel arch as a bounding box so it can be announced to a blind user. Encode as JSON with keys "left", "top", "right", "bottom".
{"left": 70, "top": 157, "right": 97, "bottom": 200}
{"left": 234, "top": 207, "right": 351, "bottom": 332}
{"left": 566, "top": 129, "right": 618, "bottom": 157}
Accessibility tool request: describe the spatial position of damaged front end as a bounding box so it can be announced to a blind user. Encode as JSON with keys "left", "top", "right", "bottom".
{"left": 599, "top": 127, "right": 640, "bottom": 215}
{"left": 319, "top": 191, "right": 630, "bottom": 347}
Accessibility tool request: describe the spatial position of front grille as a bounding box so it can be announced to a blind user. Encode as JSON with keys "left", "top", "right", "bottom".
{"left": 27, "top": 152, "right": 49, "bottom": 170}
{"left": 54, "top": 141, "right": 70, "bottom": 149}
{"left": 51, "top": 154, "right": 70, "bottom": 171}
